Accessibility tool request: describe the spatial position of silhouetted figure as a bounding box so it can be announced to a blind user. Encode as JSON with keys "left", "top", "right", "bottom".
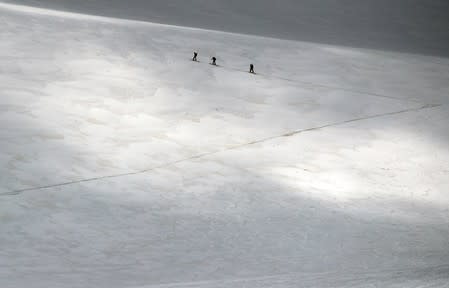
{"left": 192, "top": 51, "right": 198, "bottom": 62}
{"left": 211, "top": 57, "right": 217, "bottom": 66}
{"left": 249, "top": 64, "right": 255, "bottom": 74}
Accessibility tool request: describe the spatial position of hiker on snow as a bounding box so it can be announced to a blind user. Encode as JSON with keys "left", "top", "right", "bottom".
{"left": 192, "top": 51, "right": 198, "bottom": 62}
{"left": 211, "top": 56, "right": 217, "bottom": 66}
{"left": 249, "top": 64, "right": 255, "bottom": 74}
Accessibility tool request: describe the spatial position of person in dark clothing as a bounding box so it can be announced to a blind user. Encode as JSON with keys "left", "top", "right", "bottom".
{"left": 211, "top": 57, "right": 217, "bottom": 66}
{"left": 192, "top": 51, "right": 198, "bottom": 61}
{"left": 249, "top": 64, "right": 255, "bottom": 74}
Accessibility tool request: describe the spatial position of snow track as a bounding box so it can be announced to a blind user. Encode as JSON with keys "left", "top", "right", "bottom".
{"left": 191, "top": 61, "right": 430, "bottom": 105}
{"left": 1, "top": 103, "right": 440, "bottom": 197}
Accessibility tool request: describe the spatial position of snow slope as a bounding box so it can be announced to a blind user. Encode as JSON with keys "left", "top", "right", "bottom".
{"left": 1, "top": 2, "right": 449, "bottom": 288}
{"left": 2, "top": 0, "right": 449, "bottom": 56}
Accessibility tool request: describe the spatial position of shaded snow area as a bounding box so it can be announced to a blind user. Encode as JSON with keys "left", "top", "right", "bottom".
{"left": 2, "top": 0, "right": 449, "bottom": 56}
{"left": 1, "top": 2, "right": 449, "bottom": 288}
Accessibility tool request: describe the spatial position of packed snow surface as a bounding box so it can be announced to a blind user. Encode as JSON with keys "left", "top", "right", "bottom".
{"left": 1, "top": 2, "right": 449, "bottom": 288}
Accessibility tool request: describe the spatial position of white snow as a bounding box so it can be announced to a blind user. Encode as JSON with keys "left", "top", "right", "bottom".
{"left": 0, "top": 2, "right": 449, "bottom": 288}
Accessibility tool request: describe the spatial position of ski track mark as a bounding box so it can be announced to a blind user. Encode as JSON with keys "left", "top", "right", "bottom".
{"left": 1, "top": 103, "right": 441, "bottom": 196}
{"left": 201, "top": 62, "right": 430, "bottom": 105}
{"left": 190, "top": 60, "right": 438, "bottom": 105}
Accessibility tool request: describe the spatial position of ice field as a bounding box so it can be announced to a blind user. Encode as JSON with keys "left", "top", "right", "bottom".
{"left": 1, "top": 2, "right": 449, "bottom": 287}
